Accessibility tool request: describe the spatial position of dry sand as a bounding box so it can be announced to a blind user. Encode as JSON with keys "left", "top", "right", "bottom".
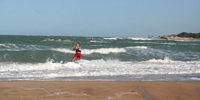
{"left": 0, "top": 81, "right": 200, "bottom": 100}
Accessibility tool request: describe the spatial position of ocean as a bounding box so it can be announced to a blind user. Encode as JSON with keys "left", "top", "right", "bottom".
{"left": 0, "top": 35, "right": 200, "bottom": 81}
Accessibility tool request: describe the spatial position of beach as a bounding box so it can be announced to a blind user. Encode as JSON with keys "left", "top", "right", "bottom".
{"left": 0, "top": 81, "right": 200, "bottom": 100}
{"left": 1, "top": 36, "right": 200, "bottom": 99}
{"left": 1, "top": 0, "right": 200, "bottom": 99}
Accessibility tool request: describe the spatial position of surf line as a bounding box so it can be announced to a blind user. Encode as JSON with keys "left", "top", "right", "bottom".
{"left": 12, "top": 86, "right": 92, "bottom": 97}
{"left": 107, "top": 91, "right": 137, "bottom": 100}
{"left": 12, "top": 86, "right": 137, "bottom": 100}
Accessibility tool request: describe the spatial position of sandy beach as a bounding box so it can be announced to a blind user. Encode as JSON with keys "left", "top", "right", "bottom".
{"left": 0, "top": 81, "right": 199, "bottom": 100}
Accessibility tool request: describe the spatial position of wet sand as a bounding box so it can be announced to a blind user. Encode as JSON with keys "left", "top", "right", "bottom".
{"left": 0, "top": 81, "right": 199, "bottom": 100}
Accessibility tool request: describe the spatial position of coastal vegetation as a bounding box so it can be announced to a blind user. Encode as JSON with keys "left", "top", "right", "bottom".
{"left": 159, "top": 32, "right": 200, "bottom": 40}
{"left": 168, "top": 32, "right": 200, "bottom": 38}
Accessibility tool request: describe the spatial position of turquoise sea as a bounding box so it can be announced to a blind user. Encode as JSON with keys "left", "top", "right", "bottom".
{"left": 0, "top": 35, "right": 200, "bottom": 81}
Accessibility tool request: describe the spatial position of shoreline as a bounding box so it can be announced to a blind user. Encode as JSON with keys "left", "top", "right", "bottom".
{"left": 158, "top": 36, "right": 200, "bottom": 40}
{"left": 0, "top": 81, "right": 200, "bottom": 100}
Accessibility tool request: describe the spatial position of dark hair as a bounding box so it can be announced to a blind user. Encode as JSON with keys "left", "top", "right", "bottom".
{"left": 77, "top": 42, "right": 80, "bottom": 45}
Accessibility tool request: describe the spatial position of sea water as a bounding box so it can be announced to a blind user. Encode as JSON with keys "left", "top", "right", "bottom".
{"left": 0, "top": 35, "right": 200, "bottom": 81}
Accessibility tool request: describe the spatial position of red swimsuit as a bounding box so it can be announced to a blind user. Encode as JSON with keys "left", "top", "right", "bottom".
{"left": 74, "top": 47, "right": 82, "bottom": 59}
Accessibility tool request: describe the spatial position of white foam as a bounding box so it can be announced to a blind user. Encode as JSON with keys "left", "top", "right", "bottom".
{"left": 128, "top": 37, "right": 152, "bottom": 40}
{"left": 52, "top": 48, "right": 126, "bottom": 54}
{"left": 189, "top": 77, "right": 200, "bottom": 80}
{"left": 0, "top": 44, "right": 8, "bottom": 48}
{"left": 0, "top": 43, "right": 18, "bottom": 48}
{"left": 144, "top": 57, "right": 175, "bottom": 64}
{"left": 126, "top": 46, "right": 148, "bottom": 49}
{"left": 89, "top": 40, "right": 105, "bottom": 43}
{"left": 134, "top": 42, "right": 176, "bottom": 45}
{"left": 0, "top": 43, "right": 47, "bottom": 51}
{"left": 104, "top": 37, "right": 117, "bottom": 40}
{"left": 82, "top": 48, "right": 126, "bottom": 54}
{"left": 52, "top": 46, "right": 149, "bottom": 55}
{"left": 160, "top": 43, "right": 176, "bottom": 45}
{"left": 51, "top": 48, "right": 74, "bottom": 53}
{"left": 43, "top": 38, "right": 71, "bottom": 42}
{"left": 13, "top": 86, "right": 91, "bottom": 97}
{"left": 0, "top": 59, "right": 200, "bottom": 80}
{"left": 175, "top": 39, "right": 200, "bottom": 42}
{"left": 107, "top": 91, "right": 137, "bottom": 100}
{"left": 0, "top": 59, "right": 62, "bottom": 72}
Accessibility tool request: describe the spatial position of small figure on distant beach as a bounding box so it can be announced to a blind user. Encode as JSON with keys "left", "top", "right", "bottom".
{"left": 70, "top": 42, "right": 82, "bottom": 62}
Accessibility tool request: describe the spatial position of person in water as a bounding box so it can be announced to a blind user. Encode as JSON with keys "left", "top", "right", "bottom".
{"left": 90, "top": 37, "right": 93, "bottom": 41}
{"left": 71, "top": 42, "right": 82, "bottom": 62}
{"left": 45, "top": 35, "right": 48, "bottom": 40}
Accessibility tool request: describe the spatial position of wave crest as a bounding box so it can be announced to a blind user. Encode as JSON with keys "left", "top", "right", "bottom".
{"left": 51, "top": 48, "right": 126, "bottom": 54}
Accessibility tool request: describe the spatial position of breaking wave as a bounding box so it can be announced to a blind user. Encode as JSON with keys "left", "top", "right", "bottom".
{"left": 0, "top": 58, "right": 200, "bottom": 81}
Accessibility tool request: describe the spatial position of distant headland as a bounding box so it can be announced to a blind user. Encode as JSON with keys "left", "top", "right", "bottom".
{"left": 158, "top": 32, "right": 200, "bottom": 40}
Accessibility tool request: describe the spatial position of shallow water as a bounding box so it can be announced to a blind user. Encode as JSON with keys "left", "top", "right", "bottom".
{"left": 0, "top": 35, "right": 200, "bottom": 81}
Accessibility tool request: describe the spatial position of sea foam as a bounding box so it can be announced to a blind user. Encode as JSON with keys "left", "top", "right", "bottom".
{"left": 51, "top": 48, "right": 126, "bottom": 54}
{"left": 0, "top": 58, "right": 200, "bottom": 80}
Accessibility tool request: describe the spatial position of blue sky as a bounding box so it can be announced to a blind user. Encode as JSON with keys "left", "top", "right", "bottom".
{"left": 0, "top": 0, "right": 200, "bottom": 37}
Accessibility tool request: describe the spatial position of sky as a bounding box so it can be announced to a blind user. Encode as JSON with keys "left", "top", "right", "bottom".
{"left": 0, "top": 0, "right": 200, "bottom": 37}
